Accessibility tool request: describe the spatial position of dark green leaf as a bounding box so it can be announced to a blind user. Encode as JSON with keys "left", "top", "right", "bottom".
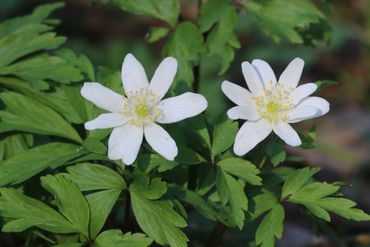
{"left": 94, "top": 229, "right": 152, "bottom": 247}
{"left": 212, "top": 119, "right": 238, "bottom": 157}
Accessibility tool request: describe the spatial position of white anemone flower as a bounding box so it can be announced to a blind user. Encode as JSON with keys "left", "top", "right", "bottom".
{"left": 221, "top": 58, "right": 329, "bottom": 156}
{"left": 81, "top": 54, "right": 207, "bottom": 165}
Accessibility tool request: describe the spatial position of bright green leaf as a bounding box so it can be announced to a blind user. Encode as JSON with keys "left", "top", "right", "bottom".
{"left": 281, "top": 167, "right": 320, "bottom": 199}
{"left": 94, "top": 229, "right": 152, "bottom": 247}
{"left": 212, "top": 119, "right": 238, "bottom": 157}
{"left": 218, "top": 158, "right": 262, "bottom": 185}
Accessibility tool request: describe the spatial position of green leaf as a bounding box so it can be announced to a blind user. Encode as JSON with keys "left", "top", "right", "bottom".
{"left": 212, "top": 119, "right": 238, "bottom": 157}
{"left": 288, "top": 182, "right": 370, "bottom": 222}
{"left": 249, "top": 191, "right": 278, "bottom": 220}
{"left": 66, "top": 163, "right": 126, "bottom": 191}
{"left": 94, "top": 229, "right": 152, "bottom": 247}
{"left": 168, "top": 185, "right": 219, "bottom": 221}
{"left": 216, "top": 168, "right": 248, "bottom": 229}
{"left": 266, "top": 141, "right": 286, "bottom": 166}
{"left": 0, "top": 133, "right": 32, "bottom": 160}
{"left": 200, "top": 0, "right": 240, "bottom": 73}
{"left": 244, "top": 0, "right": 324, "bottom": 44}
{"left": 82, "top": 137, "right": 107, "bottom": 154}
{"left": 0, "top": 142, "right": 85, "bottom": 187}
{"left": 87, "top": 190, "right": 122, "bottom": 239}
{"left": 41, "top": 175, "right": 90, "bottom": 237}
{"left": 130, "top": 178, "right": 188, "bottom": 247}
{"left": 0, "top": 76, "right": 85, "bottom": 124}
{"left": 137, "top": 154, "right": 177, "bottom": 173}
{"left": 176, "top": 146, "right": 206, "bottom": 165}
{"left": 102, "top": 0, "right": 179, "bottom": 27}
{"left": 0, "top": 188, "right": 75, "bottom": 233}
{"left": 146, "top": 27, "right": 170, "bottom": 43}
{"left": 281, "top": 167, "right": 320, "bottom": 199}
{"left": 0, "top": 92, "right": 82, "bottom": 143}
{"left": 130, "top": 173, "right": 167, "bottom": 200}
{"left": 218, "top": 158, "right": 262, "bottom": 186}
{"left": 255, "top": 203, "right": 285, "bottom": 247}
{"left": 163, "top": 22, "right": 204, "bottom": 85}
{"left": 0, "top": 54, "right": 83, "bottom": 88}
{"left": 56, "top": 49, "right": 95, "bottom": 81}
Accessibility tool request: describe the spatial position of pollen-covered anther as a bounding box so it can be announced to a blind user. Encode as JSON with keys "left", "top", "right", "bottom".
{"left": 122, "top": 88, "right": 163, "bottom": 126}
{"left": 253, "top": 83, "right": 294, "bottom": 124}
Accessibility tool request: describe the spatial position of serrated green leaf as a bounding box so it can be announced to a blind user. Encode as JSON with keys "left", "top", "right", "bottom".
{"left": 212, "top": 119, "right": 238, "bottom": 157}
{"left": 82, "top": 137, "right": 107, "bottom": 155}
{"left": 0, "top": 188, "right": 75, "bottom": 233}
{"left": 97, "top": 0, "right": 179, "bottom": 27}
{"left": 66, "top": 163, "right": 126, "bottom": 191}
{"left": 0, "top": 142, "right": 85, "bottom": 187}
{"left": 255, "top": 203, "right": 285, "bottom": 247}
{"left": 0, "top": 133, "right": 32, "bottom": 160}
{"left": 94, "top": 229, "right": 152, "bottom": 247}
{"left": 137, "top": 154, "right": 177, "bottom": 173}
{"left": 176, "top": 146, "right": 206, "bottom": 164}
{"left": 41, "top": 175, "right": 90, "bottom": 237}
{"left": 216, "top": 168, "right": 248, "bottom": 229}
{"left": 201, "top": 0, "right": 240, "bottom": 73}
{"left": 0, "top": 92, "right": 82, "bottom": 143}
{"left": 244, "top": 0, "right": 324, "bottom": 44}
{"left": 288, "top": 182, "right": 370, "bottom": 222}
{"left": 218, "top": 158, "right": 262, "bottom": 185}
{"left": 266, "top": 141, "right": 286, "bottom": 166}
{"left": 249, "top": 191, "right": 278, "bottom": 220}
{"left": 130, "top": 173, "right": 167, "bottom": 200}
{"left": 130, "top": 180, "right": 188, "bottom": 247}
{"left": 163, "top": 22, "right": 204, "bottom": 85}
{"left": 281, "top": 167, "right": 320, "bottom": 199}
{"left": 87, "top": 190, "right": 122, "bottom": 239}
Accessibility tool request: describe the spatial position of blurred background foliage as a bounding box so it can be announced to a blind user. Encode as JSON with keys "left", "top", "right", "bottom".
{"left": 0, "top": 0, "right": 369, "bottom": 246}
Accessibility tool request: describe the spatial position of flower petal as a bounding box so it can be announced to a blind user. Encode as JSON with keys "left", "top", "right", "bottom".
{"left": 108, "top": 123, "right": 143, "bottom": 165}
{"left": 295, "top": 96, "right": 330, "bottom": 117}
{"left": 156, "top": 92, "right": 207, "bottom": 124}
{"left": 81, "top": 82, "right": 125, "bottom": 113}
{"left": 233, "top": 119, "right": 272, "bottom": 156}
{"left": 149, "top": 57, "right": 177, "bottom": 102}
{"left": 144, "top": 123, "right": 178, "bottom": 160}
{"left": 288, "top": 106, "right": 320, "bottom": 123}
{"left": 85, "top": 113, "right": 130, "bottom": 130}
{"left": 252, "top": 59, "right": 277, "bottom": 91}
{"left": 227, "top": 106, "right": 259, "bottom": 121}
{"left": 289, "top": 83, "right": 318, "bottom": 105}
{"left": 273, "top": 122, "right": 301, "bottom": 146}
{"left": 241, "top": 61, "right": 264, "bottom": 96}
{"left": 121, "top": 53, "right": 149, "bottom": 94}
{"left": 221, "top": 80, "right": 254, "bottom": 106}
{"left": 278, "top": 57, "right": 304, "bottom": 89}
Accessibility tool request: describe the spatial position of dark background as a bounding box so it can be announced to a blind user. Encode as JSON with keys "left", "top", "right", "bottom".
{"left": 0, "top": 0, "right": 369, "bottom": 246}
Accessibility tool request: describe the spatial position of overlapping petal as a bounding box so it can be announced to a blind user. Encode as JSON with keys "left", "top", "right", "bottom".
{"left": 241, "top": 61, "right": 264, "bottom": 96}
{"left": 252, "top": 59, "right": 277, "bottom": 91}
{"left": 289, "top": 83, "right": 318, "bottom": 105}
{"left": 288, "top": 106, "right": 319, "bottom": 123}
{"left": 227, "top": 106, "right": 259, "bottom": 121}
{"left": 221, "top": 80, "right": 254, "bottom": 106}
{"left": 156, "top": 92, "right": 208, "bottom": 124}
{"left": 295, "top": 96, "right": 330, "bottom": 117}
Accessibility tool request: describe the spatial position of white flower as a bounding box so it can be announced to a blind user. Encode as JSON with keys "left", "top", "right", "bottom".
{"left": 81, "top": 54, "right": 207, "bottom": 165}
{"left": 221, "top": 58, "right": 329, "bottom": 156}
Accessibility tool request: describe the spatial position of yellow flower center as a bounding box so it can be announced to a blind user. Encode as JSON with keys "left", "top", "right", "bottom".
{"left": 121, "top": 88, "right": 163, "bottom": 126}
{"left": 253, "top": 83, "right": 294, "bottom": 124}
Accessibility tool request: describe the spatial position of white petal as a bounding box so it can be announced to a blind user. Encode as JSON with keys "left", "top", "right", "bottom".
{"left": 278, "top": 58, "right": 304, "bottom": 89}
{"left": 233, "top": 119, "right": 272, "bottom": 156}
{"left": 273, "top": 122, "right": 301, "bottom": 146}
{"left": 227, "top": 106, "right": 260, "bottom": 121}
{"left": 144, "top": 123, "right": 178, "bottom": 160}
{"left": 81, "top": 82, "right": 125, "bottom": 113}
{"left": 288, "top": 106, "right": 320, "bottom": 123}
{"left": 241, "top": 61, "right": 264, "bottom": 96}
{"left": 121, "top": 53, "right": 149, "bottom": 94}
{"left": 85, "top": 113, "right": 130, "bottom": 130}
{"left": 149, "top": 57, "right": 177, "bottom": 102}
{"left": 156, "top": 93, "right": 207, "bottom": 124}
{"left": 252, "top": 59, "right": 277, "bottom": 91}
{"left": 295, "top": 96, "right": 330, "bottom": 117}
{"left": 289, "top": 83, "right": 318, "bottom": 105}
{"left": 221, "top": 80, "right": 254, "bottom": 106}
{"left": 108, "top": 124, "right": 143, "bottom": 165}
